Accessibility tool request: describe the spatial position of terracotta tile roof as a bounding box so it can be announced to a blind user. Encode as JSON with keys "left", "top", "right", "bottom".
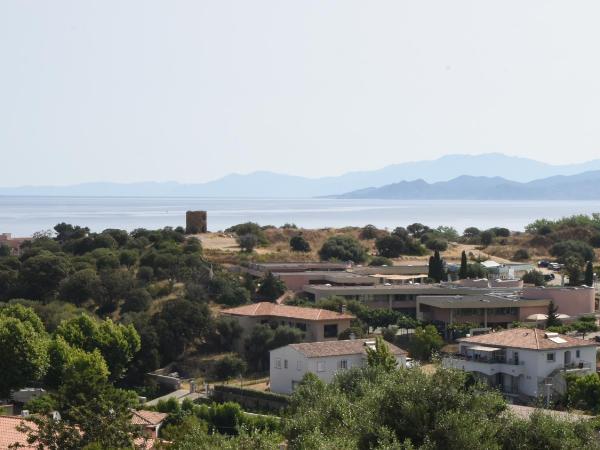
{"left": 287, "top": 338, "right": 408, "bottom": 358}
{"left": 0, "top": 415, "right": 37, "bottom": 449}
{"left": 458, "top": 328, "right": 597, "bottom": 350}
{"left": 131, "top": 410, "right": 168, "bottom": 426}
{"left": 221, "top": 302, "right": 355, "bottom": 321}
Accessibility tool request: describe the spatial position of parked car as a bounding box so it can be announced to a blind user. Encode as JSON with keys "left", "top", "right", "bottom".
{"left": 594, "top": 336, "right": 600, "bottom": 343}
{"left": 538, "top": 260, "right": 550, "bottom": 268}
{"left": 543, "top": 273, "right": 555, "bottom": 281}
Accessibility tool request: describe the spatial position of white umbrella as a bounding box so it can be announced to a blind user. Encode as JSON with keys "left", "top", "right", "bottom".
{"left": 556, "top": 313, "right": 571, "bottom": 319}
{"left": 526, "top": 314, "right": 548, "bottom": 321}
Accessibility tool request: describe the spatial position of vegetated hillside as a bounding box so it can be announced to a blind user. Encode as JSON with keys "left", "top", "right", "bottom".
{"left": 5, "top": 153, "right": 600, "bottom": 197}
{"left": 332, "top": 170, "right": 600, "bottom": 200}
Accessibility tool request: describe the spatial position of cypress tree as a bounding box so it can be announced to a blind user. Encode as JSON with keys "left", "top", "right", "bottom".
{"left": 585, "top": 261, "right": 594, "bottom": 286}
{"left": 428, "top": 256, "right": 434, "bottom": 279}
{"left": 459, "top": 250, "right": 468, "bottom": 279}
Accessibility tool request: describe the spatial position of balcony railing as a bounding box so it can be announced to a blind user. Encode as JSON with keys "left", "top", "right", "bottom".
{"left": 447, "top": 353, "right": 524, "bottom": 366}
{"left": 562, "top": 361, "right": 592, "bottom": 371}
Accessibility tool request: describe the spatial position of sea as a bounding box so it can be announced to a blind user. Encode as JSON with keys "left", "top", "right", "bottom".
{"left": 2, "top": 196, "right": 600, "bottom": 237}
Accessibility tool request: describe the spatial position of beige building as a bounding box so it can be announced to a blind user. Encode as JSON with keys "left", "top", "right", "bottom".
{"left": 221, "top": 302, "right": 355, "bottom": 343}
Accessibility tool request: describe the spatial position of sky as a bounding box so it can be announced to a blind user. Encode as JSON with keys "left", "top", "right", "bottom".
{"left": 2, "top": 1, "right": 600, "bottom": 186}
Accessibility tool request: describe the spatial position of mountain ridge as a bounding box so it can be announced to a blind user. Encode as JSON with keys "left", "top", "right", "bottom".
{"left": 3, "top": 153, "right": 600, "bottom": 197}
{"left": 330, "top": 170, "right": 600, "bottom": 200}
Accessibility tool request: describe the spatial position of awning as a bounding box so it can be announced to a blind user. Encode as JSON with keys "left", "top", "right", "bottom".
{"left": 468, "top": 346, "right": 502, "bottom": 352}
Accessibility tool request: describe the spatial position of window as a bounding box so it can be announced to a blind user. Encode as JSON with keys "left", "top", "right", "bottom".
{"left": 275, "top": 358, "right": 282, "bottom": 369}
{"left": 296, "top": 322, "right": 307, "bottom": 332}
{"left": 317, "top": 361, "right": 325, "bottom": 372}
{"left": 284, "top": 359, "right": 288, "bottom": 369}
{"left": 297, "top": 360, "right": 302, "bottom": 370}
{"left": 576, "top": 350, "right": 581, "bottom": 358}
{"left": 547, "top": 353, "right": 555, "bottom": 362}
{"left": 324, "top": 324, "right": 338, "bottom": 338}
{"left": 339, "top": 359, "right": 348, "bottom": 370}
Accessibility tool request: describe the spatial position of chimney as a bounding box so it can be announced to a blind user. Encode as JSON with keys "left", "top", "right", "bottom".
{"left": 21, "top": 410, "right": 29, "bottom": 417}
{"left": 340, "top": 304, "right": 347, "bottom": 314}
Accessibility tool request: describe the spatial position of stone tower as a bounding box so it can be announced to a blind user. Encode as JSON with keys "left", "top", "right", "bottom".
{"left": 186, "top": 210, "right": 207, "bottom": 234}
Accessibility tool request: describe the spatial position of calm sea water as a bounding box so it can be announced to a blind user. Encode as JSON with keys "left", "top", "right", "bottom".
{"left": 2, "top": 196, "right": 600, "bottom": 236}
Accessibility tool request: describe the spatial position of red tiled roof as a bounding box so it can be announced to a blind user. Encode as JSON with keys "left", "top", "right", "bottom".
{"left": 0, "top": 416, "right": 37, "bottom": 449}
{"left": 131, "top": 410, "right": 168, "bottom": 426}
{"left": 459, "top": 328, "right": 597, "bottom": 350}
{"left": 221, "top": 302, "right": 355, "bottom": 321}
{"left": 288, "top": 338, "right": 408, "bottom": 358}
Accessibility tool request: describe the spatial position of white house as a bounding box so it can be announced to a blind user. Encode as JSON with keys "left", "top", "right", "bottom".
{"left": 443, "top": 328, "right": 597, "bottom": 399}
{"left": 269, "top": 339, "right": 408, "bottom": 394}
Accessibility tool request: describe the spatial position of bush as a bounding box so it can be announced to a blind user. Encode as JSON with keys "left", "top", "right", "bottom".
{"left": 550, "top": 240, "right": 595, "bottom": 264}
{"left": 513, "top": 249, "right": 530, "bottom": 261}
{"left": 368, "top": 256, "right": 393, "bottom": 267}
{"left": 289, "top": 235, "right": 311, "bottom": 253}
{"left": 237, "top": 234, "right": 258, "bottom": 253}
{"left": 212, "top": 355, "right": 247, "bottom": 381}
{"left": 319, "top": 235, "right": 367, "bottom": 263}
{"left": 522, "top": 270, "right": 546, "bottom": 286}
{"left": 425, "top": 238, "right": 448, "bottom": 252}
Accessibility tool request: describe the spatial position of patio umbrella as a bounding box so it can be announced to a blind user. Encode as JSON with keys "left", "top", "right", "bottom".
{"left": 526, "top": 314, "right": 548, "bottom": 321}
{"left": 556, "top": 313, "right": 571, "bottom": 319}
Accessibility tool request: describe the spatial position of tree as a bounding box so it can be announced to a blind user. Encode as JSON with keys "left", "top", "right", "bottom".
{"left": 550, "top": 240, "right": 595, "bottom": 264}
{"left": 466, "top": 263, "right": 488, "bottom": 279}
{"left": 585, "top": 261, "right": 594, "bottom": 286}
{"left": 237, "top": 234, "right": 258, "bottom": 252}
{"left": 213, "top": 316, "right": 243, "bottom": 351}
{"left": 359, "top": 224, "right": 380, "bottom": 240}
{"left": 56, "top": 315, "right": 141, "bottom": 381}
{"left": 462, "top": 227, "right": 481, "bottom": 239}
{"left": 522, "top": 270, "right": 546, "bottom": 286}
{"left": 59, "top": 269, "right": 101, "bottom": 306}
{"left": 375, "top": 235, "right": 406, "bottom": 258}
{"left": 428, "top": 250, "right": 445, "bottom": 282}
{"left": 564, "top": 256, "right": 583, "bottom": 286}
{"left": 152, "top": 298, "right": 213, "bottom": 363}
{"left": 545, "top": 301, "right": 561, "bottom": 328}
{"left": 213, "top": 355, "right": 247, "bottom": 381}
{"left": 480, "top": 231, "right": 494, "bottom": 246}
{"left": 407, "top": 223, "right": 430, "bottom": 238}
{"left": 244, "top": 324, "right": 274, "bottom": 372}
{"left": 365, "top": 336, "right": 397, "bottom": 371}
{"left": 409, "top": 325, "right": 443, "bottom": 361}
{"left": 567, "top": 373, "right": 600, "bottom": 413}
{"left": 571, "top": 316, "right": 599, "bottom": 339}
{"left": 290, "top": 235, "right": 311, "bottom": 252}
{"left": 19, "top": 251, "right": 71, "bottom": 300}
{"left": 319, "top": 235, "right": 367, "bottom": 263}
{"left": 459, "top": 250, "right": 468, "bottom": 279}
{"left": 257, "top": 272, "right": 286, "bottom": 301}
{"left": 217, "top": 285, "right": 251, "bottom": 306}
{"left": 121, "top": 288, "right": 152, "bottom": 313}
{"left": 0, "top": 314, "right": 49, "bottom": 396}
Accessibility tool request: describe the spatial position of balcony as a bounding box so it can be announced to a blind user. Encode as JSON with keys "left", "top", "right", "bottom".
{"left": 443, "top": 354, "right": 526, "bottom": 377}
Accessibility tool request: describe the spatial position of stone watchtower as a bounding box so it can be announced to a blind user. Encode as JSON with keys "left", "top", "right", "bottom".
{"left": 186, "top": 210, "right": 207, "bottom": 234}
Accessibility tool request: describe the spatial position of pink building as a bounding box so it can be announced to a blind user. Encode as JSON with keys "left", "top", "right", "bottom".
{"left": 521, "top": 286, "right": 595, "bottom": 318}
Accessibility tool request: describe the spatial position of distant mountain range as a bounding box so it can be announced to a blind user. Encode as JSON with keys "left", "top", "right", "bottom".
{"left": 3, "top": 153, "right": 600, "bottom": 198}
{"left": 330, "top": 170, "right": 600, "bottom": 200}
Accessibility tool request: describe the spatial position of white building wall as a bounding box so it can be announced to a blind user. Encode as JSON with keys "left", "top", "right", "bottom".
{"left": 450, "top": 344, "right": 596, "bottom": 397}
{"left": 269, "top": 346, "right": 407, "bottom": 394}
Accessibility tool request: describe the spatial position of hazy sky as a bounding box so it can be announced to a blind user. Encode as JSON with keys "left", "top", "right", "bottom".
{"left": 2, "top": 1, "right": 600, "bottom": 186}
